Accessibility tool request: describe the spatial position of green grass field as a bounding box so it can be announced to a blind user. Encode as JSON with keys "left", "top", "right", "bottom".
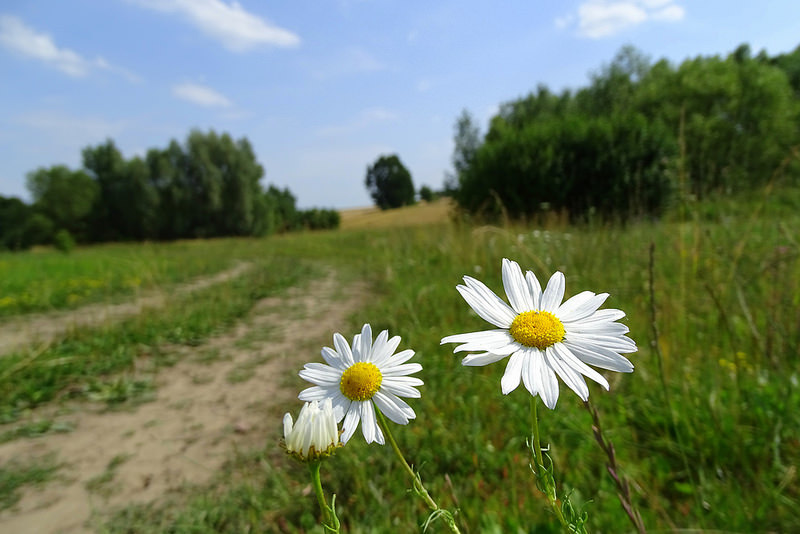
{"left": 1, "top": 188, "right": 798, "bottom": 533}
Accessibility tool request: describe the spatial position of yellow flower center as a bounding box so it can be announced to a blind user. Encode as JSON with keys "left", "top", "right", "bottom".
{"left": 509, "top": 310, "right": 565, "bottom": 350}
{"left": 339, "top": 362, "right": 383, "bottom": 401}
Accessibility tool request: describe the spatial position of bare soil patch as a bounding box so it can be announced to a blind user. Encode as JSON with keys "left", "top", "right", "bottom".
{"left": 0, "top": 269, "right": 368, "bottom": 533}
{"left": 0, "top": 262, "right": 254, "bottom": 357}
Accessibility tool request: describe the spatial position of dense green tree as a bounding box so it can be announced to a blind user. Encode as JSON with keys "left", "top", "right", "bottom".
{"left": 365, "top": 154, "right": 415, "bottom": 210}
{"left": 0, "top": 195, "right": 52, "bottom": 250}
{"left": 26, "top": 165, "right": 97, "bottom": 240}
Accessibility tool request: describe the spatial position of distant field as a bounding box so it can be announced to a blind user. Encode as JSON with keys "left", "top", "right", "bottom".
{"left": 338, "top": 197, "right": 453, "bottom": 229}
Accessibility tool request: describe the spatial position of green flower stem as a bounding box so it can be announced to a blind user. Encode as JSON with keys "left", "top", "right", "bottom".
{"left": 309, "top": 460, "right": 340, "bottom": 533}
{"left": 530, "top": 397, "right": 569, "bottom": 531}
{"left": 375, "top": 410, "right": 462, "bottom": 534}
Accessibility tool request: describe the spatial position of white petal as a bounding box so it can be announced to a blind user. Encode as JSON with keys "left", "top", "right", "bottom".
{"left": 461, "top": 352, "right": 509, "bottom": 366}
{"left": 371, "top": 332, "right": 401, "bottom": 367}
{"left": 282, "top": 413, "right": 293, "bottom": 440}
{"left": 385, "top": 348, "right": 415, "bottom": 366}
{"left": 373, "top": 390, "right": 415, "bottom": 424}
{"left": 321, "top": 346, "right": 348, "bottom": 370}
{"left": 546, "top": 348, "right": 589, "bottom": 401}
{"left": 501, "top": 351, "right": 525, "bottom": 394}
{"left": 330, "top": 393, "right": 350, "bottom": 422}
{"left": 381, "top": 362, "right": 422, "bottom": 377}
{"left": 567, "top": 333, "right": 637, "bottom": 353}
{"left": 373, "top": 392, "right": 408, "bottom": 424}
{"left": 536, "top": 354, "right": 560, "bottom": 409}
{"left": 298, "top": 363, "right": 341, "bottom": 386}
{"left": 298, "top": 385, "right": 335, "bottom": 402}
{"left": 340, "top": 405, "right": 361, "bottom": 444}
{"left": 333, "top": 333, "right": 355, "bottom": 367}
{"left": 553, "top": 343, "right": 609, "bottom": 390}
{"left": 441, "top": 329, "right": 515, "bottom": 349}
{"left": 460, "top": 277, "right": 517, "bottom": 327}
{"left": 525, "top": 271, "right": 542, "bottom": 308}
{"left": 360, "top": 401, "right": 384, "bottom": 444}
{"left": 559, "top": 293, "right": 609, "bottom": 323}
{"left": 564, "top": 340, "right": 634, "bottom": 372}
{"left": 567, "top": 321, "right": 629, "bottom": 335}
{"left": 381, "top": 377, "right": 422, "bottom": 398}
{"left": 556, "top": 291, "right": 595, "bottom": 318}
{"left": 585, "top": 308, "right": 626, "bottom": 322}
{"left": 540, "top": 271, "right": 566, "bottom": 312}
{"left": 357, "top": 324, "right": 373, "bottom": 362}
{"left": 502, "top": 258, "right": 534, "bottom": 312}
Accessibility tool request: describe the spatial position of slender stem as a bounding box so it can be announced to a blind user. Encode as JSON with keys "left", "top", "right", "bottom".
{"left": 584, "top": 401, "right": 647, "bottom": 534}
{"left": 376, "top": 410, "right": 462, "bottom": 534}
{"left": 309, "top": 461, "right": 339, "bottom": 533}
{"left": 309, "top": 461, "right": 330, "bottom": 525}
{"left": 529, "top": 396, "right": 569, "bottom": 530}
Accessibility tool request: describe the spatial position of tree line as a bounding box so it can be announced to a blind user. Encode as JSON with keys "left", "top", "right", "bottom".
{"left": 1, "top": 129, "right": 339, "bottom": 251}
{"left": 450, "top": 43, "right": 800, "bottom": 222}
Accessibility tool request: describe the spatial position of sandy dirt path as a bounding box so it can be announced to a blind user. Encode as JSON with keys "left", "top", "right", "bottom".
{"left": 0, "top": 261, "right": 253, "bottom": 357}
{"left": 0, "top": 269, "right": 367, "bottom": 533}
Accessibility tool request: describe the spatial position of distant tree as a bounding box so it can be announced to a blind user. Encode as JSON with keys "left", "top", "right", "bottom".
{"left": 365, "top": 154, "right": 415, "bottom": 210}
{"left": 26, "top": 165, "right": 97, "bottom": 241}
{"left": 419, "top": 185, "right": 435, "bottom": 202}
{"left": 0, "top": 195, "right": 51, "bottom": 250}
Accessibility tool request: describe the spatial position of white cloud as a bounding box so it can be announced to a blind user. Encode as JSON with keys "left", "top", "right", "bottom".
{"left": 131, "top": 0, "right": 300, "bottom": 52}
{"left": 651, "top": 4, "right": 685, "bottom": 21}
{"left": 172, "top": 82, "right": 233, "bottom": 107}
{"left": 0, "top": 15, "right": 140, "bottom": 80}
{"left": 316, "top": 107, "right": 397, "bottom": 137}
{"left": 556, "top": 1, "right": 685, "bottom": 38}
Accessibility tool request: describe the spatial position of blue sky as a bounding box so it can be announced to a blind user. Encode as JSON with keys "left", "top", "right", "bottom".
{"left": 1, "top": 1, "right": 799, "bottom": 209}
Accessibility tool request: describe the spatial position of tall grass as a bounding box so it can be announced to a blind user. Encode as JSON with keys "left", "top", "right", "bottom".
{"left": 4, "top": 189, "right": 799, "bottom": 532}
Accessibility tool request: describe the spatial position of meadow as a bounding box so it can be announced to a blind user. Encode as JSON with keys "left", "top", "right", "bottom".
{"left": 1, "top": 190, "right": 798, "bottom": 533}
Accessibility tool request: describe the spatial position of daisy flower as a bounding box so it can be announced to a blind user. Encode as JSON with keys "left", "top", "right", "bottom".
{"left": 298, "top": 324, "right": 423, "bottom": 445}
{"left": 441, "top": 258, "right": 636, "bottom": 409}
{"left": 283, "top": 398, "right": 340, "bottom": 462}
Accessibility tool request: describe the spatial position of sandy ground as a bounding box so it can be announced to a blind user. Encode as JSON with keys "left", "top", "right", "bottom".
{"left": 0, "top": 267, "right": 367, "bottom": 533}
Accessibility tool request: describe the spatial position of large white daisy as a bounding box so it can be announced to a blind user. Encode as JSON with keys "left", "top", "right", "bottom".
{"left": 298, "top": 324, "right": 423, "bottom": 445}
{"left": 441, "top": 258, "right": 636, "bottom": 409}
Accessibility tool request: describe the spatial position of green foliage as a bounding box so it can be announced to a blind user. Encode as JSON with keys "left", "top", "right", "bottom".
{"left": 365, "top": 154, "right": 415, "bottom": 210}
{"left": 453, "top": 43, "right": 800, "bottom": 221}
{"left": 419, "top": 185, "right": 435, "bottom": 202}
{"left": 26, "top": 165, "right": 97, "bottom": 241}
{"left": 457, "top": 111, "right": 674, "bottom": 221}
{"left": 53, "top": 229, "right": 75, "bottom": 254}
{"left": 0, "top": 196, "right": 54, "bottom": 251}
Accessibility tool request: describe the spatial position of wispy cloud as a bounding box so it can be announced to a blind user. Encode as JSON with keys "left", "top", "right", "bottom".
{"left": 316, "top": 107, "right": 397, "bottom": 137}
{"left": 0, "top": 14, "right": 139, "bottom": 80}
{"left": 131, "top": 0, "right": 300, "bottom": 52}
{"left": 172, "top": 82, "right": 233, "bottom": 107}
{"left": 556, "top": 1, "right": 685, "bottom": 38}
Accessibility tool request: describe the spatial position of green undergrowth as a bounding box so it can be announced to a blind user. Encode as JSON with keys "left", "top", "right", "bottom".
{"left": 98, "top": 188, "right": 799, "bottom": 532}
{"left": 0, "top": 238, "right": 270, "bottom": 317}
{"left": 0, "top": 254, "right": 319, "bottom": 423}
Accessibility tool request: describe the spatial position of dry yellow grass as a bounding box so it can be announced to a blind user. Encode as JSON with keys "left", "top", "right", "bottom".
{"left": 338, "top": 197, "right": 454, "bottom": 230}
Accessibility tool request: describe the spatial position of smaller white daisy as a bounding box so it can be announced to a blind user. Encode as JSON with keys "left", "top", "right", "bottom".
{"left": 298, "top": 324, "right": 423, "bottom": 445}
{"left": 441, "top": 258, "right": 637, "bottom": 409}
{"left": 283, "top": 398, "right": 340, "bottom": 462}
